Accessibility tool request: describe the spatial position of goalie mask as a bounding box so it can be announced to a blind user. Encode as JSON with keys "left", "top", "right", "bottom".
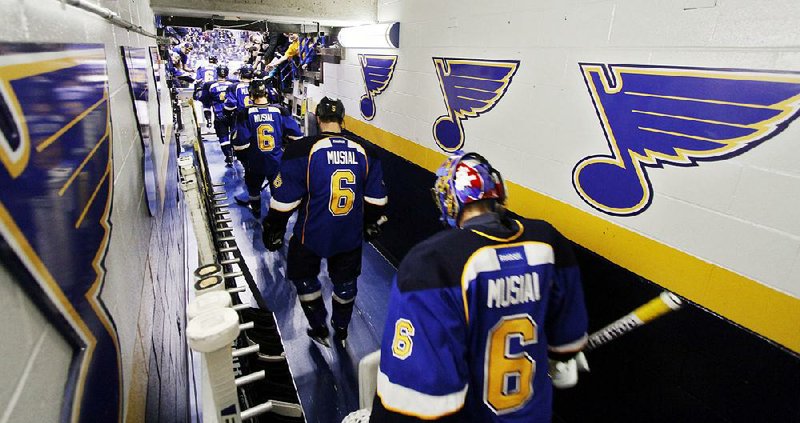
{"left": 432, "top": 152, "right": 506, "bottom": 228}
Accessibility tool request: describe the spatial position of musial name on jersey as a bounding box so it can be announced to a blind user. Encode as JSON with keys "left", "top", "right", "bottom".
{"left": 327, "top": 151, "right": 358, "bottom": 165}
{"left": 487, "top": 270, "right": 542, "bottom": 309}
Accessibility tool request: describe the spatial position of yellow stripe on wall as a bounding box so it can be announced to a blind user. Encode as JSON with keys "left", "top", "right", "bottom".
{"left": 344, "top": 116, "right": 800, "bottom": 354}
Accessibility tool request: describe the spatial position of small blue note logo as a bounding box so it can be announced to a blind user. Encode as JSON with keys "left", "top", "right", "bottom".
{"left": 432, "top": 58, "right": 519, "bottom": 152}
{"left": 359, "top": 54, "right": 397, "bottom": 120}
{"left": 574, "top": 64, "right": 800, "bottom": 216}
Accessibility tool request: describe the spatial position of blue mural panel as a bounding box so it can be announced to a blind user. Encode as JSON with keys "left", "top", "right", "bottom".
{"left": 121, "top": 46, "right": 160, "bottom": 216}
{"left": 0, "top": 43, "right": 121, "bottom": 422}
{"left": 358, "top": 54, "right": 397, "bottom": 121}
{"left": 148, "top": 45, "right": 166, "bottom": 144}
{"left": 432, "top": 58, "right": 519, "bottom": 152}
{"left": 573, "top": 64, "right": 800, "bottom": 216}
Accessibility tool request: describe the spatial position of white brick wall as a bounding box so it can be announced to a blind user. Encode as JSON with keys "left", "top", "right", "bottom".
{"left": 0, "top": 0, "right": 167, "bottom": 420}
{"left": 313, "top": 0, "right": 800, "bottom": 297}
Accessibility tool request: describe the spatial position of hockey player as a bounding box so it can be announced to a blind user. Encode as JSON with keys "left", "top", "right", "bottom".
{"left": 200, "top": 65, "right": 235, "bottom": 166}
{"left": 194, "top": 56, "right": 218, "bottom": 128}
{"left": 369, "top": 152, "right": 588, "bottom": 423}
{"left": 262, "top": 97, "right": 388, "bottom": 348}
{"left": 238, "top": 78, "right": 302, "bottom": 218}
{"left": 224, "top": 64, "right": 255, "bottom": 167}
{"left": 196, "top": 56, "right": 218, "bottom": 83}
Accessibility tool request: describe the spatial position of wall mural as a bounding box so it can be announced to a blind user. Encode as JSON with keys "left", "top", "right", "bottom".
{"left": 358, "top": 54, "right": 397, "bottom": 121}
{"left": 432, "top": 58, "right": 519, "bottom": 152}
{"left": 0, "top": 43, "right": 121, "bottom": 422}
{"left": 148, "top": 45, "right": 166, "bottom": 144}
{"left": 121, "top": 46, "right": 160, "bottom": 216}
{"left": 573, "top": 64, "right": 800, "bottom": 216}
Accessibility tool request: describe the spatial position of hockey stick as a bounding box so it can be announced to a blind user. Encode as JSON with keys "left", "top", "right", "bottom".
{"left": 584, "top": 291, "right": 683, "bottom": 352}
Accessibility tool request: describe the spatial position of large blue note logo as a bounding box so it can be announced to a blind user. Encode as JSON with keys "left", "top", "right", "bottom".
{"left": 359, "top": 54, "right": 397, "bottom": 120}
{"left": 0, "top": 44, "right": 120, "bottom": 422}
{"left": 432, "top": 58, "right": 519, "bottom": 152}
{"left": 574, "top": 64, "right": 800, "bottom": 216}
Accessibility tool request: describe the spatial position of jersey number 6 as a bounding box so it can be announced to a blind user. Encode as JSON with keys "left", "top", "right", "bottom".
{"left": 484, "top": 314, "right": 537, "bottom": 415}
{"left": 257, "top": 124, "right": 275, "bottom": 152}
{"left": 329, "top": 169, "right": 355, "bottom": 216}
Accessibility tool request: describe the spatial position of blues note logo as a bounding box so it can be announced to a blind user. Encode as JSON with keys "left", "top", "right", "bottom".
{"left": 574, "top": 64, "right": 800, "bottom": 216}
{"left": 432, "top": 58, "right": 519, "bottom": 152}
{"left": 0, "top": 82, "right": 26, "bottom": 178}
{"left": 0, "top": 44, "right": 119, "bottom": 422}
{"left": 359, "top": 54, "right": 397, "bottom": 120}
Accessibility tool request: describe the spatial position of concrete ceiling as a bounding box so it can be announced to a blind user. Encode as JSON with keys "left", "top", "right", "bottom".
{"left": 151, "top": 0, "right": 378, "bottom": 27}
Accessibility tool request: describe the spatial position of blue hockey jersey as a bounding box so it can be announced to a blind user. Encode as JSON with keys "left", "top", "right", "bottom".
{"left": 224, "top": 81, "right": 252, "bottom": 146}
{"left": 371, "top": 214, "right": 588, "bottom": 423}
{"left": 243, "top": 103, "right": 301, "bottom": 169}
{"left": 202, "top": 80, "right": 233, "bottom": 116}
{"left": 269, "top": 133, "right": 388, "bottom": 258}
{"left": 196, "top": 66, "right": 216, "bottom": 83}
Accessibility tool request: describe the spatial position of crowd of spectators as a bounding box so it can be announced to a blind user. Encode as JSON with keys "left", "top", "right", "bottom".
{"left": 163, "top": 25, "right": 328, "bottom": 92}
{"left": 166, "top": 26, "right": 251, "bottom": 66}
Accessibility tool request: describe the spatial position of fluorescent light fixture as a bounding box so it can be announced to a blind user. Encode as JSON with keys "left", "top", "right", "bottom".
{"left": 338, "top": 22, "right": 400, "bottom": 49}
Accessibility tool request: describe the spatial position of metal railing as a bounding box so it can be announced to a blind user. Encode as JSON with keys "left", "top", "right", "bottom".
{"left": 178, "top": 99, "right": 303, "bottom": 422}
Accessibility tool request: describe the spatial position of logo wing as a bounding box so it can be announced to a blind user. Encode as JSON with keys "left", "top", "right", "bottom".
{"left": 432, "top": 58, "right": 519, "bottom": 152}
{"left": 0, "top": 45, "right": 120, "bottom": 422}
{"left": 574, "top": 64, "right": 800, "bottom": 215}
{"left": 359, "top": 54, "right": 398, "bottom": 120}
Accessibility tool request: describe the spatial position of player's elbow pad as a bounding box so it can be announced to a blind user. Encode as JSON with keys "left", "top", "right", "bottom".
{"left": 265, "top": 208, "right": 292, "bottom": 230}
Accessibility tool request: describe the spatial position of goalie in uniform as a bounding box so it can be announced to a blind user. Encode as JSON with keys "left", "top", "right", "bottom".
{"left": 263, "top": 97, "right": 388, "bottom": 348}
{"left": 369, "top": 152, "right": 588, "bottom": 422}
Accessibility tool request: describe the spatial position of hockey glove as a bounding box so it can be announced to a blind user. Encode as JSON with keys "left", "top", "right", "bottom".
{"left": 364, "top": 216, "right": 388, "bottom": 241}
{"left": 548, "top": 351, "right": 589, "bottom": 389}
{"left": 262, "top": 219, "right": 285, "bottom": 252}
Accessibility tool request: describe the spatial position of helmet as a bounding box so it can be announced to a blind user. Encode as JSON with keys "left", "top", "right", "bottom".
{"left": 432, "top": 152, "right": 506, "bottom": 227}
{"left": 249, "top": 78, "right": 268, "bottom": 99}
{"left": 216, "top": 65, "right": 229, "bottom": 79}
{"left": 266, "top": 87, "right": 281, "bottom": 104}
{"left": 208, "top": 56, "right": 218, "bottom": 64}
{"left": 316, "top": 97, "right": 344, "bottom": 122}
{"left": 239, "top": 64, "right": 254, "bottom": 80}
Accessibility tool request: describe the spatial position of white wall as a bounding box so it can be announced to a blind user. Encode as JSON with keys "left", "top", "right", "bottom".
{"left": 0, "top": 0, "right": 175, "bottom": 420}
{"left": 310, "top": 0, "right": 800, "bottom": 345}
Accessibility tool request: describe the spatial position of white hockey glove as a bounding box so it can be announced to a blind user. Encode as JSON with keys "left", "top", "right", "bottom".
{"left": 549, "top": 352, "right": 589, "bottom": 389}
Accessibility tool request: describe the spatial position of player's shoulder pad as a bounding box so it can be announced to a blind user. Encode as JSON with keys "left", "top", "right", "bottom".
{"left": 272, "top": 105, "right": 291, "bottom": 116}
{"left": 282, "top": 135, "right": 327, "bottom": 161}
{"left": 340, "top": 131, "right": 381, "bottom": 158}
{"left": 518, "top": 217, "right": 577, "bottom": 267}
{"left": 396, "top": 228, "right": 474, "bottom": 292}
